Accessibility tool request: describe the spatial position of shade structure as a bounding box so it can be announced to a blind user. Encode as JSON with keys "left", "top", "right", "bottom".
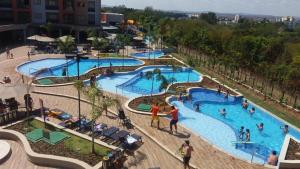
{"left": 133, "top": 36, "right": 143, "bottom": 41}
{"left": 87, "top": 37, "right": 103, "bottom": 41}
{"left": 58, "top": 35, "right": 75, "bottom": 42}
{"left": 27, "top": 35, "right": 55, "bottom": 43}
{"left": 105, "top": 33, "right": 117, "bottom": 41}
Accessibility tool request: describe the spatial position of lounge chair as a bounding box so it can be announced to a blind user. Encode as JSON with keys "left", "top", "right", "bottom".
{"left": 101, "top": 127, "right": 119, "bottom": 138}
{"left": 57, "top": 112, "right": 72, "bottom": 121}
{"left": 110, "top": 130, "right": 130, "bottom": 142}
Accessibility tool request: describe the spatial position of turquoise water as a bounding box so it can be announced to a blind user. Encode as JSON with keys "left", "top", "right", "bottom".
{"left": 131, "top": 50, "right": 164, "bottom": 59}
{"left": 119, "top": 69, "right": 200, "bottom": 95}
{"left": 169, "top": 88, "right": 300, "bottom": 163}
{"left": 17, "top": 58, "right": 143, "bottom": 77}
{"left": 95, "top": 66, "right": 201, "bottom": 98}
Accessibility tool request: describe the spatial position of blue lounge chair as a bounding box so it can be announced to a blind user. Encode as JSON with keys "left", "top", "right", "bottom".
{"left": 101, "top": 127, "right": 119, "bottom": 138}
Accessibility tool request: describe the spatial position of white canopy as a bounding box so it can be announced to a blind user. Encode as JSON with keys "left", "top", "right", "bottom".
{"left": 105, "top": 34, "right": 117, "bottom": 40}
{"left": 58, "top": 35, "right": 75, "bottom": 42}
{"left": 87, "top": 37, "right": 104, "bottom": 41}
{"left": 133, "top": 36, "right": 143, "bottom": 41}
{"left": 27, "top": 35, "right": 55, "bottom": 43}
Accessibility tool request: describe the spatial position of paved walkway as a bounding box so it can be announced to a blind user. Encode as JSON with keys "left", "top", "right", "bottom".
{"left": 0, "top": 140, "right": 54, "bottom": 169}
{"left": 0, "top": 46, "right": 268, "bottom": 169}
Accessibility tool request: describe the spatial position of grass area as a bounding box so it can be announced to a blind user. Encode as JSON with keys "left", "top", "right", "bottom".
{"left": 29, "top": 119, "right": 111, "bottom": 155}
{"left": 173, "top": 53, "right": 300, "bottom": 129}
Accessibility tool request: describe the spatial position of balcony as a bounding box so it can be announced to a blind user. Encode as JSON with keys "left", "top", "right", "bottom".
{"left": 0, "top": 2, "right": 12, "bottom": 8}
{"left": 45, "top": 5, "right": 59, "bottom": 10}
{"left": 17, "top": 0, "right": 30, "bottom": 9}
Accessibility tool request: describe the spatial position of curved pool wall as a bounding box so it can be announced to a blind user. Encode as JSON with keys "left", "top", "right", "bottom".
{"left": 94, "top": 65, "right": 202, "bottom": 98}
{"left": 131, "top": 50, "right": 164, "bottom": 59}
{"left": 167, "top": 87, "right": 300, "bottom": 164}
{"left": 16, "top": 58, "right": 144, "bottom": 78}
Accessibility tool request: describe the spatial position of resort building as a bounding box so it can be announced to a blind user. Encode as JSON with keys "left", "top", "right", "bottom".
{"left": 0, "top": 0, "right": 102, "bottom": 46}
{"left": 101, "top": 12, "right": 124, "bottom": 25}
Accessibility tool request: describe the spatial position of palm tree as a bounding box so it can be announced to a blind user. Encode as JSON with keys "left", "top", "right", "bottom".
{"left": 171, "top": 64, "right": 182, "bottom": 85}
{"left": 57, "top": 35, "right": 76, "bottom": 54}
{"left": 40, "top": 22, "right": 53, "bottom": 37}
{"left": 76, "top": 81, "right": 116, "bottom": 154}
{"left": 145, "top": 68, "right": 161, "bottom": 97}
{"left": 157, "top": 74, "right": 176, "bottom": 98}
{"left": 91, "top": 37, "right": 109, "bottom": 67}
{"left": 74, "top": 80, "right": 84, "bottom": 119}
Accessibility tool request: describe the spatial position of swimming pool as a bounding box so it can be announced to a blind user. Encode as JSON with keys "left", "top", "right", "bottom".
{"left": 168, "top": 88, "right": 300, "bottom": 164}
{"left": 17, "top": 58, "right": 144, "bottom": 77}
{"left": 95, "top": 66, "right": 201, "bottom": 98}
{"left": 131, "top": 50, "right": 164, "bottom": 59}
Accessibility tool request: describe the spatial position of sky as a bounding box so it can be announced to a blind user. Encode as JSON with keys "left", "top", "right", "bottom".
{"left": 102, "top": 0, "right": 300, "bottom": 17}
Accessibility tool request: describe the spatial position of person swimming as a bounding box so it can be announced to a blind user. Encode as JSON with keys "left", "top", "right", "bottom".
{"left": 219, "top": 108, "right": 226, "bottom": 117}
{"left": 245, "top": 129, "right": 250, "bottom": 142}
{"left": 242, "top": 100, "right": 249, "bottom": 109}
{"left": 195, "top": 103, "right": 200, "bottom": 112}
{"left": 225, "top": 90, "right": 229, "bottom": 99}
{"left": 256, "top": 123, "right": 264, "bottom": 132}
{"left": 280, "top": 125, "right": 289, "bottom": 134}
{"left": 239, "top": 126, "right": 245, "bottom": 140}
{"left": 249, "top": 107, "right": 255, "bottom": 116}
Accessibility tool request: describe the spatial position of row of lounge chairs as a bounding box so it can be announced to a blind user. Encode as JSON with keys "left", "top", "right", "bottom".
{"left": 47, "top": 109, "right": 142, "bottom": 150}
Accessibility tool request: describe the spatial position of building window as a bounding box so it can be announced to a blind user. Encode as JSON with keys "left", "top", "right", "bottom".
{"left": 33, "top": 0, "right": 41, "bottom": 5}
{"left": 88, "top": 1, "right": 95, "bottom": 12}
{"left": 17, "top": 11, "right": 31, "bottom": 23}
{"left": 46, "top": 0, "right": 58, "bottom": 10}
{"left": 77, "top": 2, "right": 85, "bottom": 7}
{"left": 88, "top": 14, "right": 95, "bottom": 25}
{"left": 0, "top": 0, "right": 12, "bottom": 8}
{"left": 64, "top": 14, "right": 74, "bottom": 24}
{"left": 0, "top": 11, "right": 13, "bottom": 24}
{"left": 17, "top": 0, "right": 30, "bottom": 9}
{"left": 64, "top": 0, "right": 74, "bottom": 11}
{"left": 46, "top": 12, "right": 59, "bottom": 23}
{"left": 33, "top": 13, "right": 42, "bottom": 20}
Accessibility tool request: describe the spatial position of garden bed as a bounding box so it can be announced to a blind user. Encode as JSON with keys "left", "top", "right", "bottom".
{"left": 6, "top": 119, "right": 111, "bottom": 166}
{"left": 128, "top": 76, "right": 239, "bottom": 113}
{"left": 286, "top": 139, "right": 300, "bottom": 160}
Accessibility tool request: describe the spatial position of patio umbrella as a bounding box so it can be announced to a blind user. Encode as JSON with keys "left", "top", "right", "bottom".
{"left": 133, "top": 36, "right": 143, "bottom": 41}
{"left": 27, "top": 35, "right": 55, "bottom": 43}
{"left": 58, "top": 35, "right": 75, "bottom": 42}
{"left": 87, "top": 37, "right": 103, "bottom": 41}
{"left": 105, "top": 34, "right": 117, "bottom": 41}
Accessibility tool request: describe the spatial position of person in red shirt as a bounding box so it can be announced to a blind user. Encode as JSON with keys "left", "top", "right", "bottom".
{"left": 167, "top": 106, "right": 179, "bottom": 134}
{"left": 150, "top": 103, "right": 160, "bottom": 129}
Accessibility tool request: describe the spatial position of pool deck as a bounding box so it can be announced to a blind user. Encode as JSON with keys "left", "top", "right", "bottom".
{"left": 0, "top": 46, "right": 268, "bottom": 169}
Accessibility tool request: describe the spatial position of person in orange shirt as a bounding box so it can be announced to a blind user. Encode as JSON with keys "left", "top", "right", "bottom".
{"left": 167, "top": 106, "right": 179, "bottom": 134}
{"left": 150, "top": 103, "right": 160, "bottom": 129}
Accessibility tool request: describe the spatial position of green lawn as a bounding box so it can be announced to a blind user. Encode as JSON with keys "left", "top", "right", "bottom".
{"left": 29, "top": 119, "right": 111, "bottom": 155}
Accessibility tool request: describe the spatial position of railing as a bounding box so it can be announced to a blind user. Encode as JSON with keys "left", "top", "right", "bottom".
{"left": 233, "top": 141, "right": 272, "bottom": 163}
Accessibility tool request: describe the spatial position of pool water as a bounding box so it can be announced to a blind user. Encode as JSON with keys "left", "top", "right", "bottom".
{"left": 17, "top": 58, "right": 144, "bottom": 77}
{"left": 131, "top": 50, "right": 164, "bottom": 59}
{"left": 169, "top": 88, "right": 300, "bottom": 163}
{"left": 120, "top": 69, "right": 200, "bottom": 95}
{"left": 95, "top": 66, "right": 201, "bottom": 98}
